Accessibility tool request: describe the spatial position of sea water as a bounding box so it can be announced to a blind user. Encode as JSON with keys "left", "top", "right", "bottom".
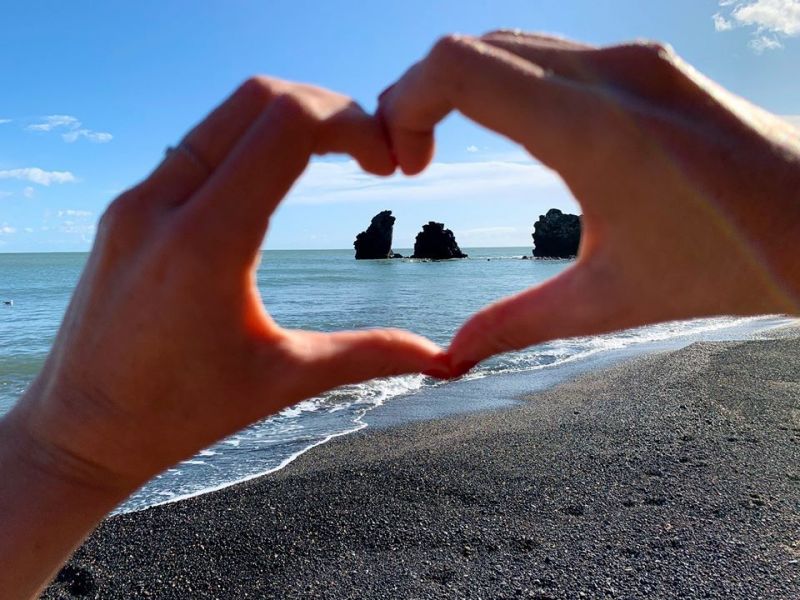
{"left": 0, "top": 249, "right": 786, "bottom": 512}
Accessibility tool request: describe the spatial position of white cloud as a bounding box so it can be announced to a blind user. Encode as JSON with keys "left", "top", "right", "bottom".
{"left": 57, "top": 209, "right": 92, "bottom": 217}
{"left": 0, "top": 191, "right": 12, "bottom": 199}
{"left": 0, "top": 118, "right": 11, "bottom": 125}
{"left": 466, "top": 145, "right": 479, "bottom": 153}
{"left": 22, "top": 186, "right": 35, "bottom": 199}
{"left": 751, "top": 34, "right": 783, "bottom": 51}
{"left": 734, "top": 0, "right": 800, "bottom": 35}
{"left": 0, "top": 224, "right": 16, "bottom": 235}
{"left": 714, "top": 1, "right": 800, "bottom": 51}
{"left": 288, "top": 157, "right": 568, "bottom": 207}
{"left": 713, "top": 13, "right": 734, "bottom": 31}
{"left": 27, "top": 115, "right": 80, "bottom": 132}
{"left": 0, "top": 168, "right": 77, "bottom": 186}
{"left": 456, "top": 225, "right": 529, "bottom": 247}
{"left": 62, "top": 129, "right": 113, "bottom": 143}
{"left": 26, "top": 114, "right": 112, "bottom": 143}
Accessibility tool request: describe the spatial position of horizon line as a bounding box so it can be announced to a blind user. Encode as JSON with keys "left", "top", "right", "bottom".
{"left": 0, "top": 244, "right": 532, "bottom": 255}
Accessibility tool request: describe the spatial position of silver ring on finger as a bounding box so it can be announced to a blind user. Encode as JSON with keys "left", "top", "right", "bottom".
{"left": 165, "top": 142, "right": 212, "bottom": 179}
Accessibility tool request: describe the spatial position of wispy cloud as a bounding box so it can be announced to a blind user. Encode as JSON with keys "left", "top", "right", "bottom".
{"left": 714, "top": 0, "right": 800, "bottom": 52}
{"left": 22, "top": 186, "right": 35, "bottom": 199}
{"left": 57, "top": 209, "right": 92, "bottom": 218}
{"left": 62, "top": 129, "right": 113, "bottom": 143}
{"left": 53, "top": 209, "right": 96, "bottom": 239}
{"left": 0, "top": 223, "right": 16, "bottom": 235}
{"left": 26, "top": 114, "right": 112, "bottom": 143}
{"left": 466, "top": 145, "right": 479, "bottom": 153}
{"left": 289, "top": 157, "right": 567, "bottom": 206}
{"left": 0, "top": 168, "right": 77, "bottom": 186}
{"left": 0, "top": 191, "right": 12, "bottom": 199}
{"left": 0, "top": 118, "right": 11, "bottom": 125}
{"left": 27, "top": 115, "right": 80, "bottom": 132}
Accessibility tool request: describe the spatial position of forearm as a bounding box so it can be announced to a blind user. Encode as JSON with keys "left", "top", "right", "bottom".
{"left": 0, "top": 396, "right": 132, "bottom": 600}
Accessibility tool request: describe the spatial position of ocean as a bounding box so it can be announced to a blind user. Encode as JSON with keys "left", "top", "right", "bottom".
{"left": 0, "top": 249, "right": 787, "bottom": 513}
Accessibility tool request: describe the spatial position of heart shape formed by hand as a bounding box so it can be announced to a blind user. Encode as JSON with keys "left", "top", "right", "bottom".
{"left": 24, "top": 30, "right": 797, "bottom": 499}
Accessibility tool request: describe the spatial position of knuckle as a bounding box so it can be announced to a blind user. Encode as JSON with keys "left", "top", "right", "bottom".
{"left": 95, "top": 189, "right": 153, "bottom": 258}
{"left": 97, "top": 191, "right": 139, "bottom": 235}
{"left": 270, "top": 92, "right": 316, "bottom": 128}
{"left": 624, "top": 40, "right": 677, "bottom": 67}
{"left": 430, "top": 33, "right": 477, "bottom": 65}
{"left": 237, "top": 75, "right": 276, "bottom": 104}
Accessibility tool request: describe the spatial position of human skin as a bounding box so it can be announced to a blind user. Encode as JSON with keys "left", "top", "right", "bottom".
{"left": 2, "top": 31, "right": 800, "bottom": 599}
{"left": 0, "top": 79, "right": 446, "bottom": 600}
{"left": 377, "top": 31, "right": 800, "bottom": 375}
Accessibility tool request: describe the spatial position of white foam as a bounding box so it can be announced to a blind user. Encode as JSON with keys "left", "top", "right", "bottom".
{"left": 118, "top": 315, "right": 787, "bottom": 514}
{"left": 132, "top": 421, "right": 369, "bottom": 512}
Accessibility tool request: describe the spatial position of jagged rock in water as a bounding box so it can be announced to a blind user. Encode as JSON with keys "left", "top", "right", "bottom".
{"left": 532, "top": 208, "right": 582, "bottom": 258}
{"left": 354, "top": 210, "right": 397, "bottom": 259}
{"left": 411, "top": 221, "right": 467, "bottom": 259}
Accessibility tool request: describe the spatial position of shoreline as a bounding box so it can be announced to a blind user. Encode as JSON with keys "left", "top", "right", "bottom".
{"left": 44, "top": 326, "right": 800, "bottom": 598}
{"left": 121, "top": 315, "right": 794, "bottom": 514}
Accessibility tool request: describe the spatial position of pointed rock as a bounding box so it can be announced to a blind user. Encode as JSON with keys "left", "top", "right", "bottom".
{"left": 354, "top": 210, "right": 399, "bottom": 259}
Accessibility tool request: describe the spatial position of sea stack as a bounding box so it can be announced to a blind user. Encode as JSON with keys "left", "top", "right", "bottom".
{"left": 411, "top": 222, "right": 467, "bottom": 259}
{"left": 532, "top": 208, "right": 582, "bottom": 258}
{"left": 354, "top": 210, "right": 400, "bottom": 259}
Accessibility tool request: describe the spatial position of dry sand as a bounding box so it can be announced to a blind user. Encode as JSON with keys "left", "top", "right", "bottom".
{"left": 44, "top": 335, "right": 800, "bottom": 599}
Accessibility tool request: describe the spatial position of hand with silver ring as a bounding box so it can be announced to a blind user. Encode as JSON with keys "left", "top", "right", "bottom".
{"left": 0, "top": 78, "right": 445, "bottom": 599}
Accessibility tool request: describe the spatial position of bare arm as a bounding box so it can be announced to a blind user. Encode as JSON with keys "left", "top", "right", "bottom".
{"left": 0, "top": 78, "right": 445, "bottom": 599}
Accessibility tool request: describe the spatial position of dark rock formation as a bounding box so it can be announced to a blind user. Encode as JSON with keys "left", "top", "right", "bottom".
{"left": 354, "top": 210, "right": 397, "bottom": 259}
{"left": 411, "top": 222, "right": 467, "bottom": 259}
{"left": 532, "top": 208, "right": 582, "bottom": 258}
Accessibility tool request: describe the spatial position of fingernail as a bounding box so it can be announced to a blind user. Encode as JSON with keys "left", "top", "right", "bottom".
{"left": 378, "top": 83, "right": 396, "bottom": 102}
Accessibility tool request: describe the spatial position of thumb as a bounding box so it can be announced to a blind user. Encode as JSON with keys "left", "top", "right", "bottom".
{"left": 446, "top": 262, "right": 636, "bottom": 376}
{"left": 280, "top": 328, "right": 447, "bottom": 398}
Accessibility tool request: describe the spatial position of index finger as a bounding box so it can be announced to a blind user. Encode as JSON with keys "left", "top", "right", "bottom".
{"left": 180, "top": 87, "right": 396, "bottom": 265}
{"left": 378, "top": 35, "right": 613, "bottom": 176}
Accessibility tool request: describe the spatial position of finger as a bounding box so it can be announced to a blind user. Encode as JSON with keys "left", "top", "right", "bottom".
{"left": 482, "top": 30, "right": 595, "bottom": 50}
{"left": 147, "top": 79, "right": 395, "bottom": 209}
{"left": 180, "top": 94, "right": 314, "bottom": 262}
{"left": 446, "top": 261, "right": 640, "bottom": 375}
{"left": 479, "top": 31, "right": 601, "bottom": 83}
{"left": 288, "top": 83, "right": 396, "bottom": 175}
{"left": 319, "top": 103, "right": 396, "bottom": 175}
{"left": 481, "top": 34, "right": 692, "bottom": 104}
{"left": 146, "top": 77, "right": 281, "bottom": 207}
{"left": 281, "top": 329, "right": 447, "bottom": 398}
{"left": 378, "top": 35, "right": 612, "bottom": 175}
{"left": 182, "top": 91, "right": 396, "bottom": 263}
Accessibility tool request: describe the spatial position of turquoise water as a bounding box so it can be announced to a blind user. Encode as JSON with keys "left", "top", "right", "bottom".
{"left": 0, "top": 249, "right": 781, "bottom": 512}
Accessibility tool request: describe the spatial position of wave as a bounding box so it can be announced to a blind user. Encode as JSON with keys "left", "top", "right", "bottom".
{"left": 114, "top": 314, "right": 787, "bottom": 514}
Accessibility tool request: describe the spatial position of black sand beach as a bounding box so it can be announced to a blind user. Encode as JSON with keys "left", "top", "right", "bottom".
{"left": 44, "top": 334, "right": 800, "bottom": 599}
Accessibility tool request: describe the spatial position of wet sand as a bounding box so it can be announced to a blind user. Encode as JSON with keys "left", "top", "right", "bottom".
{"left": 44, "top": 334, "right": 800, "bottom": 599}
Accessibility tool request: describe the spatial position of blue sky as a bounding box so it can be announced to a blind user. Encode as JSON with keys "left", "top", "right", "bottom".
{"left": 1, "top": 0, "right": 798, "bottom": 252}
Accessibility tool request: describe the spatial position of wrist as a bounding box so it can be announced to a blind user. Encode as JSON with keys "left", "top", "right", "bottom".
{"left": 4, "top": 381, "right": 141, "bottom": 505}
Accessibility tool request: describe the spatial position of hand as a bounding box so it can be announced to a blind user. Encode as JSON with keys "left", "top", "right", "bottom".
{"left": 11, "top": 78, "right": 444, "bottom": 495}
{"left": 378, "top": 31, "right": 800, "bottom": 374}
